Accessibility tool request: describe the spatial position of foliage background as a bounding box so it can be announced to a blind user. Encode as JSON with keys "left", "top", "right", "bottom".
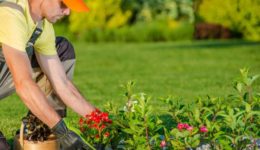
{"left": 55, "top": 0, "right": 260, "bottom": 42}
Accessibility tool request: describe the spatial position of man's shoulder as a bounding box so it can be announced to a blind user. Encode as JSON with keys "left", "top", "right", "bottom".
{"left": 0, "top": 0, "right": 26, "bottom": 18}
{"left": 0, "top": 1, "right": 24, "bottom": 15}
{"left": 0, "top": 1, "right": 28, "bottom": 52}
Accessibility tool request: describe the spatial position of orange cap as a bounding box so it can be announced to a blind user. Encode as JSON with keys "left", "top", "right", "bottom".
{"left": 63, "top": 0, "right": 89, "bottom": 12}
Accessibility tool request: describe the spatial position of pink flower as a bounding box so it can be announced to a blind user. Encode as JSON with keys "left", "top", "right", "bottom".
{"left": 177, "top": 123, "right": 184, "bottom": 131}
{"left": 160, "top": 140, "right": 167, "bottom": 148}
{"left": 183, "top": 123, "right": 189, "bottom": 129}
{"left": 186, "top": 126, "right": 193, "bottom": 131}
{"left": 200, "top": 126, "right": 208, "bottom": 133}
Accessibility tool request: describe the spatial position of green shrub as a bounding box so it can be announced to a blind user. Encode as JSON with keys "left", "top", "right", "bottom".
{"left": 198, "top": 0, "right": 260, "bottom": 41}
{"left": 68, "top": 0, "right": 131, "bottom": 34}
{"left": 63, "top": 0, "right": 194, "bottom": 42}
{"left": 98, "top": 69, "right": 260, "bottom": 149}
{"left": 166, "top": 21, "right": 194, "bottom": 41}
{"left": 78, "top": 20, "right": 194, "bottom": 42}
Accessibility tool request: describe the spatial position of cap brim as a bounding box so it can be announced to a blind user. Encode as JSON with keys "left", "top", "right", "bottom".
{"left": 63, "top": 0, "right": 89, "bottom": 12}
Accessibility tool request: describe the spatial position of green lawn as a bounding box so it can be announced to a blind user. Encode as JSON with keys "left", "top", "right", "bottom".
{"left": 0, "top": 40, "right": 260, "bottom": 139}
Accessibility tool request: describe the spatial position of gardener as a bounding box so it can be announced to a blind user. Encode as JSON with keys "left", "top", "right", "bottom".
{"left": 0, "top": 0, "right": 97, "bottom": 149}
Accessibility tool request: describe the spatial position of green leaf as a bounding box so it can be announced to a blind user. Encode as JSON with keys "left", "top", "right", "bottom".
{"left": 191, "top": 139, "right": 200, "bottom": 148}
{"left": 249, "top": 74, "right": 260, "bottom": 85}
{"left": 235, "top": 82, "right": 243, "bottom": 92}
{"left": 245, "top": 102, "right": 251, "bottom": 112}
{"left": 194, "top": 108, "right": 201, "bottom": 123}
{"left": 122, "top": 128, "right": 135, "bottom": 134}
{"left": 218, "top": 139, "right": 233, "bottom": 150}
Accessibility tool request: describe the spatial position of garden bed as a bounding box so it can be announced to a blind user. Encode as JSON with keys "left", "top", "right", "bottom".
{"left": 76, "top": 69, "right": 260, "bottom": 149}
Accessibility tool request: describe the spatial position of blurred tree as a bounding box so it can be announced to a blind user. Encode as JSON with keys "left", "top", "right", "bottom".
{"left": 198, "top": 0, "right": 260, "bottom": 41}
{"left": 192, "top": 0, "right": 203, "bottom": 22}
{"left": 65, "top": 0, "right": 194, "bottom": 41}
{"left": 68, "top": 0, "right": 132, "bottom": 35}
{"left": 121, "top": 0, "right": 194, "bottom": 23}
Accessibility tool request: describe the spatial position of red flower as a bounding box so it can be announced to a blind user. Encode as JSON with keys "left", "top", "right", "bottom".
{"left": 93, "top": 123, "right": 99, "bottom": 130}
{"left": 95, "top": 134, "right": 100, "bottom": 139}
{"left": 160, "top": 140, "right": 167, "bottom": 148}
{"left": 104, "top": 132, "right": 110, "bottom": 137}
{"left": 86, "top": 120, "right": 91, "bottom": 125}
{"left": 79, "top": 109, "right": 113, "bottom": 143}
{"left": 106, "top": 119, "right": 112, "bottom": 124}
{"left": 101, "top": 112, "right": 108, "bottom": 119}
{"left": 95, "top": 108, "right": 101, "bottom": 113}
{"left": 101, "top": 124, "right": 106, "bottom": 130}
{"left": 79, "top": 118, "right": 84, "bottom": 126}
{"left": 80, "top": 127, "right": 85, "bottom": 132}
{"left": 200, "top": 126, "right": 208, "bottom": 133}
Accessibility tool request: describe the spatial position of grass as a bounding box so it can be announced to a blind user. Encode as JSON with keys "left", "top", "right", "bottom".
{"left": 0, "top": 40, "right": 260, "bottom": 140}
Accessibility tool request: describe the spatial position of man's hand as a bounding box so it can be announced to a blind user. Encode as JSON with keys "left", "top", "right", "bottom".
{"left": 52, "top": 119, "right": 95, "bottom": 150}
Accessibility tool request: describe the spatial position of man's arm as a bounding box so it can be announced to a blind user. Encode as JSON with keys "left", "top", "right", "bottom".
{"left": 2, "top": 44, "right": 61, "bottom": 128}
{"left": 35, "top": 52, "right": 96, "bottom": 117}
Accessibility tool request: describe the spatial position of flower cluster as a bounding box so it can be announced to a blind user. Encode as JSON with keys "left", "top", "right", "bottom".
{"left": 177, "top": 123, "right": 194, "bottom": 131}
{"left": 177, "top": 123, "right": 208, "bottom": 133}
{"left": 79, "top": 109, "right": 113, "bottom": 145}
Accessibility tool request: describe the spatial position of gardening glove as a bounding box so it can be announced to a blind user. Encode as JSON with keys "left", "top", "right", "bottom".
{"left": 52, "top": 119, "right": 95, "bottom": 150}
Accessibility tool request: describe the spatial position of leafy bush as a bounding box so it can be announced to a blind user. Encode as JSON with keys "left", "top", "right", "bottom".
{"left": 121, "top": 0, "right": 194, "bottom": 23}
{"left": 62, "top": 0, "right": 194, "bottom": 42}
{"left": 81, "top": 20, "right": 193, "bottom": 42}
{"left": 198, "top": 0, "right": 260, "bottom": 41}
{"left": 79, "top": 69, "right": 259, "bottom": 149}
{"left": 68, "top": 0, "right": 131, "bottom": 36}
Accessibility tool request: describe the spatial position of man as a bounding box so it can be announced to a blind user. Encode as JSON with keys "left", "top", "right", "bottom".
{"left": 0, "top": 0, "right": 97, "bottom": 149}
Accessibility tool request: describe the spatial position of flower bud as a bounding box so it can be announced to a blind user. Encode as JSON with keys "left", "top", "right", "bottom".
{"left": 200, "top": 126, "right": 208, "bottom": 133}
{"left": 160, "top": 140, "right": 167, "bottom": 148}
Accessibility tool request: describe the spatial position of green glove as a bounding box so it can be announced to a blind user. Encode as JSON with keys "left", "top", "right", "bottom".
{"left": 52, "top": 119, "right": 95, "bottom": 150}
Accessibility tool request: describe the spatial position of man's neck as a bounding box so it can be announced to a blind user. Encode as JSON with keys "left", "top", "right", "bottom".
{"left": 28, "top": 0, "right": 43, "bottom": 23}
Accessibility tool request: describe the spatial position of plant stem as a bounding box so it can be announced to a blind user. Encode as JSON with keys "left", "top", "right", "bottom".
{"left": 247, "top": 86, "right": 253, "bottom": 104}
{"left": 144, "top": 115, "right": 151, "bottom": 150}
{"left": 212, "top": 109, "right": 219, "bottom": 122}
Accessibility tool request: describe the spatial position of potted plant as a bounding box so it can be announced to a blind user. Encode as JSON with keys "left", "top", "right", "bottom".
{"left": 13, "top": 113, "right": 58, "bottom": 150}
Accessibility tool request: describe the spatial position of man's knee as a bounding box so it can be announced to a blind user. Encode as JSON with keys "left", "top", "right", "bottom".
{"left": 56, "top": 37, "right": 75, "bottom": 61}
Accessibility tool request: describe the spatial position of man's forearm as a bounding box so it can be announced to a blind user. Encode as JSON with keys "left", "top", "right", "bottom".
{"left": 16, "top": 79, "right": 61, "bottom": 128}
{"left": 54, "top": 79, "right": 96, "bottom": 117}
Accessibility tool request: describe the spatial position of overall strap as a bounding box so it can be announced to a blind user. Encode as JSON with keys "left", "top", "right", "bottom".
{"left": 26, "top": 21, "right": 43, "bottom": 58}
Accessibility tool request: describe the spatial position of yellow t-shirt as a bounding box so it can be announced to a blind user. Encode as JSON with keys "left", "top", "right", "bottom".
{"left": 0, "top": 0, "right": 57, "bottom": 55}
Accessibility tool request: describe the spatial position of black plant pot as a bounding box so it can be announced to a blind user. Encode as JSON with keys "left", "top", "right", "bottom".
{"left": 0, "top": 131, "right": 10, "bottom": 150}
{"left": 94, "top": 143, "right": 106, "bottom": 150}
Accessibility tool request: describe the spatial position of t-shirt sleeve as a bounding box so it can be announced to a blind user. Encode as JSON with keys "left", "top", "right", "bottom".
{"left": 34, "top": 21, "right": 57, "bottom": 56}
{"left": 0, "top": 6, "right": 28, "bottom": 52}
